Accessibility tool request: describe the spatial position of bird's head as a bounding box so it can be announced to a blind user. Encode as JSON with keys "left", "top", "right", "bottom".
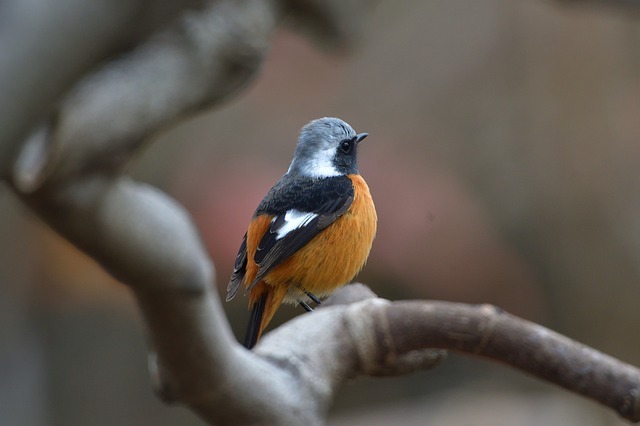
{"left": 288, "top": 117, "right": 368, "bottom": 178}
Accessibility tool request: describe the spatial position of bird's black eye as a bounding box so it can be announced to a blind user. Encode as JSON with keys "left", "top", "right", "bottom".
{"left": 339, "top": 139, "right": 353, "bottom": 154}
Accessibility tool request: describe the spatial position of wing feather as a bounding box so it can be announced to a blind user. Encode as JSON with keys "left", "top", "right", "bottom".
{"left": 226, "top": 232, "right": 247, "bottom": 301}
{"left": 249, "top": 192, "right": 354, "bottom": 289}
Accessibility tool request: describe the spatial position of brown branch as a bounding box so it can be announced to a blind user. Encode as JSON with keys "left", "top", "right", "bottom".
{"left": 386, "top": 302, "right": 640, "bottom": 421}
{"left": 214, "top": 283, "right": 640, "bottom": 423}
{"left": 317, "top": 285, "right": 640, "bottom": 422}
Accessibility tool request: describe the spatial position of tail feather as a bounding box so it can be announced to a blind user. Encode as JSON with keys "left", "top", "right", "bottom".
{"left": 244, "top": 292, "right": 268, "bottom": 349}
{"left": 243, "top": 282, "right": 287, "bottom": 349}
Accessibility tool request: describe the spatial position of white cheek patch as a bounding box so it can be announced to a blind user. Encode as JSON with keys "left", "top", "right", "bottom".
{"left": 289, "top": 147, "right": 340, "bottom": 178}
{"left": 304, "top": 157, "right": 340, "bottom": 177}
{"left": 275, "top": 210, "right": 318, "bottom": 240}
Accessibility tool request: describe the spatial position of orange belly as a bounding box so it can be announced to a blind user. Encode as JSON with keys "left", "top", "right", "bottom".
{"left": 262, "top": 174, "right": 377, "bottom": 301}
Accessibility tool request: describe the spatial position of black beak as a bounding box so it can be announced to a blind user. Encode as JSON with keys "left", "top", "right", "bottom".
{"left": 355, "top": 132, "right": 368, "bottom": 143}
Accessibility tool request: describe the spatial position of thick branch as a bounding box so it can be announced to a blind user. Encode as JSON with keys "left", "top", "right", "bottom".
{"left": 232, "top": 284, "right": 640, "bottom": 423}
{"left": 382, "top": 301, "right": 640, "bottom": 422}
{"left": 0, "top": 0, "right": 143, "bottom": 174}
{"left": 10, "top": 0, "right": 279, "bottom": 191}
{"left": 308, "top": 288, "right": 640, "bottom": 422}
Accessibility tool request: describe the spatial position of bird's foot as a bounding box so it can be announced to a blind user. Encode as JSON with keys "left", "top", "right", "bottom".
{"left": 299, "top": 300, "right": 314, "bottom": 312}
{"left": 299, "top": 290, "right": 322, "bottom": 312}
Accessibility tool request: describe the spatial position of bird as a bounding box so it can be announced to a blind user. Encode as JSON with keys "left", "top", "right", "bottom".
{"left": 226, "top": 117, "right": 377, "bottom": 349}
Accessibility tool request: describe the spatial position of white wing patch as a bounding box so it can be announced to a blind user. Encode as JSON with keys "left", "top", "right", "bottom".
{"left": 275, "top": 210, "right": 318, "bottom": 240}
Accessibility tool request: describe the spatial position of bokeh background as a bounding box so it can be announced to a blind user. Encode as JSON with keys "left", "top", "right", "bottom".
{"left": 1, "top": 1, "right": 639, "bottom": 425}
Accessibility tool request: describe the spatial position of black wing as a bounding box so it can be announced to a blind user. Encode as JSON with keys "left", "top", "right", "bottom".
{"left": 226, "top": 232, "right": 247, "bottom": 301}
{"left": 249, "top": 175, "right": 354, "bottom": 289}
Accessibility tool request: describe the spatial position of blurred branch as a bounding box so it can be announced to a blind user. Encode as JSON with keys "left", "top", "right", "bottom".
{"left": 3, "top": 0, "right": 374, "bottom": 190}
{"left": 9, "top": 0, "right": 279, "bottom": 191}
{"left": 0, "top": 0, "right": 141, "bottom": 175}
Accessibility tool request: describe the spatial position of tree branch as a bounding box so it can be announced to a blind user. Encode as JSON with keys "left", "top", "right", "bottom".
{"left": 261, "top": 284, "right": 640, "bottom": 423}
{"left": 382, "top": 300, "right": 640, "bottom": 421}
{"left": 10, "top": 0, "right": 280, "bottom": 192}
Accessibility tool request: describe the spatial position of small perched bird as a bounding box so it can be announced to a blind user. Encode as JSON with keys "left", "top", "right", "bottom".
{"left": 226, "top": 117, "right": 377, "bottom": 349}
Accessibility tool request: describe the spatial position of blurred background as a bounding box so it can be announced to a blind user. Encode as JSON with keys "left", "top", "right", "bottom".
{"left": 1, "top": 0, "right": 639, "bottom": 425}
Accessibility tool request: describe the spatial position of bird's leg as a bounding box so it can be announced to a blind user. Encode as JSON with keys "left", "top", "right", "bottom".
{"left": 298, "top": 289, "right": 321, "bottom": 312}
{"left": 304, "top": 291, "right": 322, "bottom": 305}
{"left": 299, "top": 290, "right": 322, "bottom": 312}
{"left": 299, "top": 300, "right": 314, "bottom": 312}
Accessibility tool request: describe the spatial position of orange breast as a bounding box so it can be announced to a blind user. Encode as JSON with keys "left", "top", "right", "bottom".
{"left": 264, "top": 174, "right": 377, "bottom": 297}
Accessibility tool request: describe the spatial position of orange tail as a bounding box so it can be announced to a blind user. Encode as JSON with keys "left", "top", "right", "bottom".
{"left": 243, "top": 281, "right": 287, "bottom": 349}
